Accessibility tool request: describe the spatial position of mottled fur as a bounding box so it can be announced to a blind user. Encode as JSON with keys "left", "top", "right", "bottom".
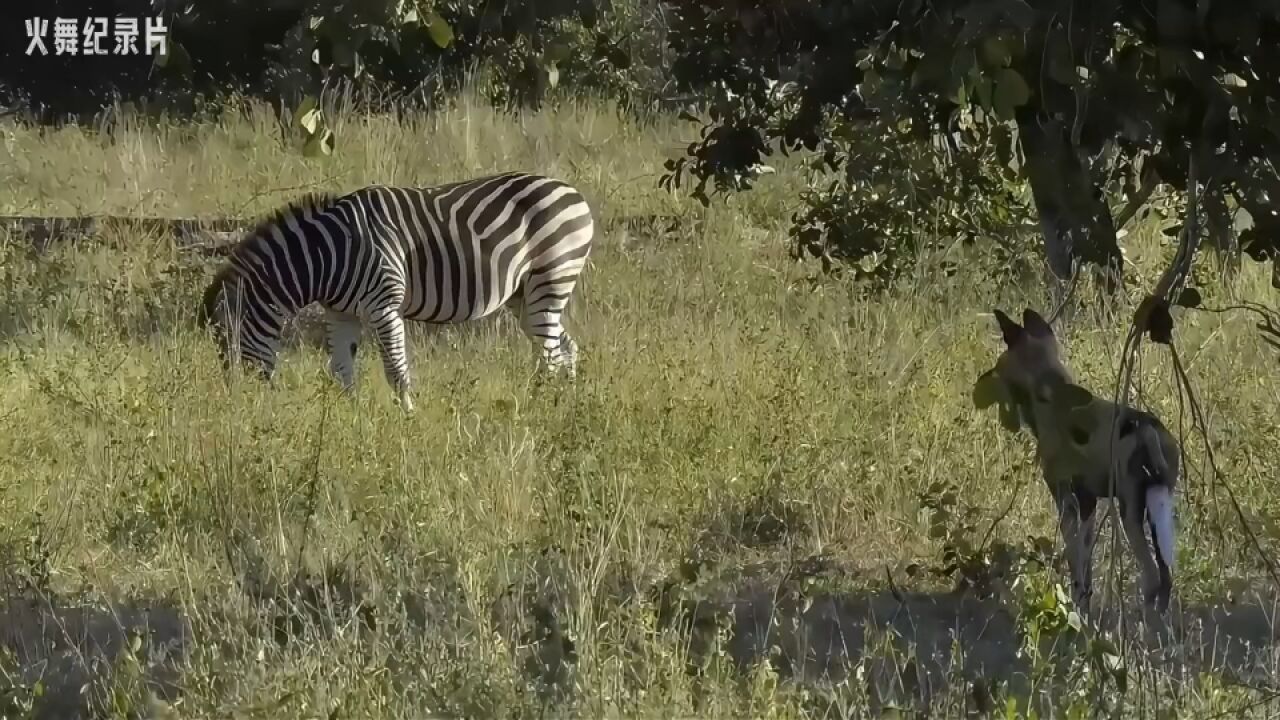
{"left": 991, "top": 308, "right": 1179, "bottom": 614}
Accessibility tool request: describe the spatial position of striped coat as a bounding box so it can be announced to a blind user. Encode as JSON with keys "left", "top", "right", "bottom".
{"left": 199, "top": 171, "right": 596, "bottom": 410}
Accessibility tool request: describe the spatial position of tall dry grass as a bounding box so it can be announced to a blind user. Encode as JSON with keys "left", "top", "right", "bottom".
{"left": 0, "top": 90, "right": 1277, "bottom": 718}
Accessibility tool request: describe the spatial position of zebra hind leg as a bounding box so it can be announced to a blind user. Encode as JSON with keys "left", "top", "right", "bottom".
{"left": 366, "top": 306, "right": 415, "bottom": 412}
{"left": 520, "top": 307, "right": 578, "bottom": 379}
{"left": 556, "top": 332, "right": 579, "bottom": 379}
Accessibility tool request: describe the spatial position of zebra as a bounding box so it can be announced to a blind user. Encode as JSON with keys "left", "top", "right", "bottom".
{"left": 988, "top": 308, "right": 1179, "bottom": 615}
{"left": 198, "top": 171, "right": 596, "bottom": 412}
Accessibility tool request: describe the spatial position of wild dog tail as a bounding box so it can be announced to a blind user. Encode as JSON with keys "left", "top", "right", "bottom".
{"left": 1146, "top": 483, "right": 1176, "bottom": 573}
{"left": 1137, "top": 423, "right": 1176, "bottom": 574}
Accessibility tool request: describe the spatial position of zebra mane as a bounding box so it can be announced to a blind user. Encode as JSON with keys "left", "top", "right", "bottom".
{"left": 235, "top": 191, "right": 342, "bottom": 253}
{"left": 200, "top": 191, "right": 341, "bottom": 328}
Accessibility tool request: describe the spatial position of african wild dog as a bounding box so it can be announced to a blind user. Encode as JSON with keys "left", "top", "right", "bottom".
{"left": 990, "top": 308, "right": 1179, "bottom": 614}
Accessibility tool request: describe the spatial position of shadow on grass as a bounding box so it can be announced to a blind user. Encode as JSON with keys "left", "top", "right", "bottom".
{"left": 0, "top": 590, "right": 190, "bottom": 719}
{"left": 658, "top": 565, "right": 1280, "bottom": 714}
{"left": 0, "top": 546, "right": 1275, "bottom": 717}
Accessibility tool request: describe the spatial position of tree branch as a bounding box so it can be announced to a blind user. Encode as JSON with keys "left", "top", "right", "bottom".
{"left": 1113, "top": 166, "right": 1160, "bottom": 231}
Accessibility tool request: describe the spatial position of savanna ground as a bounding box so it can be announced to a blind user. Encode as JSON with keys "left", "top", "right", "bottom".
{"left": 0, "top": 90, "right": 1278, "bottom": 719}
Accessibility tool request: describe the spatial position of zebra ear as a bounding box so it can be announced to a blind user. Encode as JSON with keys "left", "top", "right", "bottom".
{"left": 993, "top": 309, "right": 1023, "bottom": 347}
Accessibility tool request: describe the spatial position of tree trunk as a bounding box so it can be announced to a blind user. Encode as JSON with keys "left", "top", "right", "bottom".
{"left": 1017, "top": 112, "right": 1124, "bottom": 295}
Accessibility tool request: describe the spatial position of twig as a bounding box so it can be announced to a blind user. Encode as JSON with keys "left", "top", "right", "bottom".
{"left": 293, "top": 394, "right": 333, "bottom": 575}
{"left": 1170, "top": 344, "right": 1280, "bottom": 591}
{"left": 1048, "top": 263, "right": 1082, "bottom": 324}
{"left": 1113, "top": 165, "right": 1161, "bottom": 231}
{"left": 1186, "top": 302, "right": 1280, "bottom": 360}
{"left": 978, "top": 470, "right": 1027, "bottom": 556}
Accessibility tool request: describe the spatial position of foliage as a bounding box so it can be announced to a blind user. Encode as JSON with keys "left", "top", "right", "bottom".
{"left": 787, "top": 109, "right": 1033, "bottom": 286}
{"left": 658, "top": 0, "right": 1280, "bottom": 288}
{"left": 239, "top": 0, "right": 643, "bottom": 110}
{"left": 0, "top": 0, "right": 668, "bottom": 122}
{"left": 292, "top": 95, "right": 336, "bottom": 157}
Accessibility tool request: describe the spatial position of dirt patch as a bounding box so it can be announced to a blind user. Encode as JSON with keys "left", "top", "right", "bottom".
{"left": 0, "top": 592, "right": 191, "bottom": 719}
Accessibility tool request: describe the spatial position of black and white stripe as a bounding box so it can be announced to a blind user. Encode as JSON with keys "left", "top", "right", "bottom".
{"left": 199, "top": 171, "right": 596, "bottom": 410}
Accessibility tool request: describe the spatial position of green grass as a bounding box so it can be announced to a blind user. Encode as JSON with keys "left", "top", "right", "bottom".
{"left": 0, "top": 92, "right": 1278, "bottom": 718}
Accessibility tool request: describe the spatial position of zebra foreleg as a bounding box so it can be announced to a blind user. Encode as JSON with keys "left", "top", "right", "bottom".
{"left": 367, "top": 307, "right": 415, "bottom": 412}
{"left": 325, "top": 311, "right": 363, "bottom": 392}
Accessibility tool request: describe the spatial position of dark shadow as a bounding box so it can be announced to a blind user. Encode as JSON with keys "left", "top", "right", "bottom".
{"left": 655, "top": 558, "right": 1280, "bottom": 715}
{"left": 0, "top": 591, "right": 191, "bottom": 719}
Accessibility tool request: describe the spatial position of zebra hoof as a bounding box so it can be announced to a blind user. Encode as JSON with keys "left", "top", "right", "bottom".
{"left": 396, "top": 391, "right": 415, "bottom": 414}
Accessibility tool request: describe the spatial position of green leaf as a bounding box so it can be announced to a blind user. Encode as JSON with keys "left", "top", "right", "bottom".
{"left": 425, "top": 10, "right": 454, "bottom": 48}
{"left": 304, "top": 128, "right": 336, "bottom": 157}
{"left": 1175, "top": 287, "right": 1202, "bottom": 308}
{"left": 545, "top": 40, "right": 574, "bottom": 65}
{"left": 910, "top": 46, "right": 954, "bottom": 90}
{"left": 1056, "top": 383, "right": 1094, "bottom": 410}
{"left": 293, "top": 96, "right": 322, "bottom": 134}
{"left": 997, "top": 402, "right": 1022, "bottom": 433}
{"left": 1046, "top": 37, "right": 1075, "bottom": 85}
{"left": 860, "top": 69, "right": 883, "bottom": 98}
{"left": 579, "top": 0, "right": 599, "bottom": 28}
{"left": 947, "top": 50, "right": 977, "bottom": 105}
{"left": 975, "top": 76, "right": 994, "bottom": 112}
{"left": 1067, "top": 402, "right": 1098, "bottom": 428}
{"left": 545, "top": 63, "right": 560, "bottom": 89}
{"left": 979, "top": 36, "right": 1011, "bottom": 69}
{"left": 331, "top": 38, "right": 356, "bottom": 68}
{"left": 972, "top": 368, "right": 1006, "bottom": 409}
{"left": 153, "top": 40, "right": 190, "bottom": 74}
{"left": 993, "top": 68, "right": 1031, "bottom": 119}
{"left": 1066, "top": 609, "right": 1083, "bottom": 632}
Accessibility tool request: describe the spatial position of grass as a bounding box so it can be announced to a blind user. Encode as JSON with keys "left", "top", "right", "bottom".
{"left": 0, "top": 90, "right": 1278, "bottom": 718}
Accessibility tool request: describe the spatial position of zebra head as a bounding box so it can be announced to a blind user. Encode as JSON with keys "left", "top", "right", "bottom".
{"left": 198, "top": 264, "right": 281, "bottom": 381}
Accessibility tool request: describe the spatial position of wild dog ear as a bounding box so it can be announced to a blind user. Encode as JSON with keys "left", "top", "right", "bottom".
{"left": 993, "top": 309, "right": 1023, "bottom": 346}
{"left": 1022, "top": 308, "right": 1053, "bottom": 337}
